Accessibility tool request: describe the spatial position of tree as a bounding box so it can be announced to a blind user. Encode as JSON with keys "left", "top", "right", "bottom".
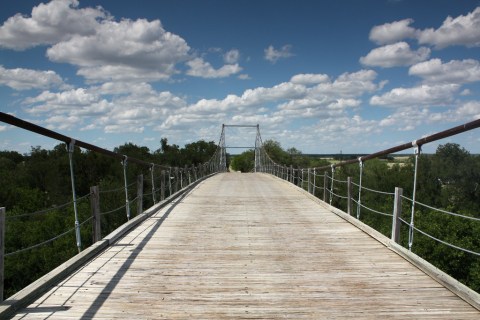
{"left": 182, "top": 140, "right": 217, "bottom": 166}
{"left": 230, "top": 150, "right": 254, "bottom": 172}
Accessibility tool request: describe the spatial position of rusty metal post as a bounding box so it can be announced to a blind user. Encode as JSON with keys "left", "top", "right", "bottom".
{"left": 392, "top": 187, "right": 403, "bottom": 243}
{"left": 90, "top": 186, "right": 101, "bottom": 242}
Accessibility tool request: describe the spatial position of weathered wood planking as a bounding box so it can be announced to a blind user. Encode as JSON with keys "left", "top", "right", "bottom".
{"left": 11, "top": 173, "right": 480, "bottom": 319}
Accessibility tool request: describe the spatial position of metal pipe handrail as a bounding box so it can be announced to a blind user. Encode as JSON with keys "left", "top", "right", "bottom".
{"left": 311, "top": 118, "right": 480, "bottom": 171}
{"left": 0, "top": 112, "right": 170, "bottom": 168}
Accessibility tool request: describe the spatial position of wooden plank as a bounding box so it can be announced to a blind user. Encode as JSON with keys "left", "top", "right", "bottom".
{"left": 9, "top": 173, "right": 480, "bottom": 319}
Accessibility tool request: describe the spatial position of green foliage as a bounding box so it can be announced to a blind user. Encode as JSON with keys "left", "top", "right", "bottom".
{"left": 230, "top": 150, "right": 254, "bottom": 172}
{"left": 263, "top": 139, "right": 330, "bottom": 168}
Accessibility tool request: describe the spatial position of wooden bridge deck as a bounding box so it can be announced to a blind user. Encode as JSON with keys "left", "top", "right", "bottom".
{"left": 11, "top": 173, "right": 480, "bottom": 319}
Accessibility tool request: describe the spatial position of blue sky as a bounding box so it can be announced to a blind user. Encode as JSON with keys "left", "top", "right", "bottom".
{"left": 1, "top": 0, "right": 480, "bottom": 155}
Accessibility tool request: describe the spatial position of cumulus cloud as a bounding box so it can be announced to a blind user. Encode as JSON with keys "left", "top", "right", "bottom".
{"left": 455, "top": 101, "right": 480, "bottom": 119}
{"left": 24, "top": 88, "right": 100, "bottom": 114}
{"left": 186, "top": 57, "right": 242, "bottom": 78}
{"left": 0, "top": 65, "right": 65, "bottom": 90}
{"left": 418, "top": 7, "right": 480, "bottom": 48}
{"left": 311, "top": 69, "right": 381, "bottom": 98}
{"left": 275, "top": 98, "right": 360, "bottom": 119}
{"left": 184, "top": 82, "right": 307, "bottom": 114}
{"left": 264, "top": 45, "right": 294, "bottom": 63}
{"left": 224, "top": 49, "right": 240, "bottom": 64}
{"left": 369, "top": 18, "right": 417, "bottom": 45}
{"left": 409, "top": 58, "right": 480, "bottom": 84}
{"left": 370, "top": 84, "right": 460, "bottom": 107}
{"left": 0, "top": 0, "right": 108, "bottom": 50}
{"left": 160, "top": 69, "right": 382, "bottom": 132}
{"left": 22, "top": 84, "right": 187, "bottom": 133}
{"left": 290, "top": 73, "right": 330, "bottom": 85}
{"left": 47, "top": 18, "right": 190, "bottom": 82}
{"left": 238, "top": 74, "right": 251, "bottom": 80}
{"left": 379, "top": 100, "right": 480, "bottom": 132}
{"left": 378, "top": 107, "right": 430, "bottom": 130}
{"left": 360, "top": 42, "right": 430, "bottom": 68}
{"left": 367, "top": 7, "right": 480, "bottom": 50}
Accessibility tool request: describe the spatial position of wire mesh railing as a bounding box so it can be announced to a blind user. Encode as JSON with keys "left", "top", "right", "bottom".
{"left": 0, "top": 112, "right": 226, "bottom": 300}
{"left": 256, "top": 118, "right": 480, "bottom": 292}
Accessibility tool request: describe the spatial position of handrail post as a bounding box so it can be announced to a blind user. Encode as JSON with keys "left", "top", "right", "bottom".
{"left": 168, "top": 168, "right": 172, "bottom": 197}
{"left": 290, "top": 165, "right": 293, "bottom": 184}
{"left": 323, "top": 171, "right": 327, "bottom": 202}
{"left": 160, "top": 170, "right": 165, "bottom": 201}
{"left": 312, "top": 169, "right": 316, "bottom": 197}
{"left": 90, "top": 186, "right": 101, "bottom": 243}
{"left": 68, "top": 140, "right": 82, "bottom": 252}
{"left": 392, "top": 187, "right": 403, "bottom": 243}
{"left": 0, "top": 207, "right": 5, "bottom": 302}
{"left": 408, "top": 142, "right": 421, "bottom": 251}
{"left": 347, "top": 177, "right": 352, "bottom": 215}
{"left": 122, "top": 156, "right": 131, "bottom": 221}
{"left": 137, "top": 174, "right": 143, "bottom": 215}
{"left": 298, "top": 169, "right": 303, "bottom": 188}
{"left": 307, "top": 168, "right": 311, "bottom": 194}
{"left": 356, "top": 158, "right": 364, "bottom": 220}
{"left": 329, "top": 165, "right": 335, "bottom": 205}
{"left": 174, "top": 168, "right": 179, "bottom": 193}
{"left": 150, "top": 164, "right": 156, "bottom": 205}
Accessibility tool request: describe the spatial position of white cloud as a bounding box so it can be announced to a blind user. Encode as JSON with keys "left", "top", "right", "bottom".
{"left": 418, "top": 7, "right": 480, "bottom": 48}
{"left": 25, "top": 88, "right": 99, "bottom": 113}
{"left": 0, "top": 125, "right": 7, "bottom": 132}
{"left": 185, "top": 82, "right": 307, "bottom": 114}
{"left": 455, "top": 101, "right": 480, "bottom": 119}
{"left": 46, "top": 18, "right": 191, "bottom": 83}
{"left": 369, "top": 18, "right": 417, "bottom": 45}
{"left": 230, "top": 114, "right": 284, "bottom": 127}
{"left": 159, "top": 70, "right": 382, "bottom": 133}
{"left": 360, "top": 42, "right": 430, "bottom": 68}
{"left": 0, "top": 0, "right": 108, "bottom": 50}
{"left": 409, "top": 58, "right": 480, "bottom": 84}
{"left": 238, "top": 74, "right": 251, "bottom": 80}
{"left": 77, "top": 65, "right": 176, "bottom": 83}
{"left": 0, "top": 65, "right": 65, "bottom": 90}
{"left": 312, "top": 115, "right": 380, "bottom": 140}
{"left": 275, "top": 98, "right": 360, "bottom": 119}
{"left": 290, "top": 73, "right": 330, "bottom": 85}
{"left": 224, "top": 49, "right": 240, "bottom": 64}
{"left": 186, "top": 57, "right": 242, "bottom": 78}
{"left": 157, "top": 112, "right": 225, "bottom": 130}
{"left": 22, "top": 84, "right": 187, "bottom": 133}
{"left": 311, "top": 70, "right": 380, "bottom": 98}
{"left": 44, "top": 114, "right": 82, "bottom": 131}
{"left": 264, "top": 45, "right": 293, "bottom": 63}
{"left": 370, "top": 84, "right": 460, "bottom": 107}
{"left": 378, "top": 107, "right": 430, "bottom": 129}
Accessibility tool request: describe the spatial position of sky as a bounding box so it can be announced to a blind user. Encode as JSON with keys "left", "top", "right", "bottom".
{"left": 1, "top": 0, "right": 480, "bottom": 155}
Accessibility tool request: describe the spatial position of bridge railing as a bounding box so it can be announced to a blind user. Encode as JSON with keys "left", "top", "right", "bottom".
{"left": 257, "top": 118, "right": 480, "bottom": 291}
{"left": 0, "top": 112, "right": 225, "bottom": 300}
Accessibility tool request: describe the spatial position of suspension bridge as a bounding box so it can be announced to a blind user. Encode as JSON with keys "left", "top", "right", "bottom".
{"left": 0, "top": 112, "right": 480, "bottom": 319}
